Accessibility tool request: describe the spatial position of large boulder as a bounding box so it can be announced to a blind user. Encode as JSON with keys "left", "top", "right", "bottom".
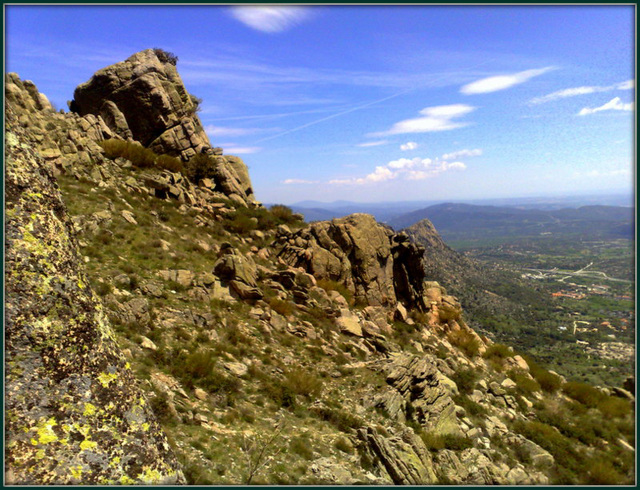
{"left": 71, "top": 49, "right": 256, "bottom": 205}
{"left": 277, "top": 214, "right": 427, "bottom": 310}
{"left": 72, "top": 49, "right": 206, "bottom": 157}
{"left": 4, "top": 108, "right": 184, "bottom": 484}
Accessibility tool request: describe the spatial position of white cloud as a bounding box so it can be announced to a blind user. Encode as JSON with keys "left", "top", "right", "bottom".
{"left": 225, "top": 147, "right": 261, "bottom": 154}
{"left": 616, "top": 80, "right": 635, "bottom": 90}
{"left": 400, "top": 141, "right": 418, "bottom": 151}
{"left": 371, "top": 104, "right": 475, "bottom": 137}
{"left": 283, "top": 178, "right": 317, "bottom": 184}
{"left": 357, "top": 140, "right": 388, "bottom": 147}
{"left": 330, "top": 152, "right": 468, "bottom": 185}
{"left": 578, "top": 97, "right": 634, "bottom": 116}
{"left": 461, "top": 67, "right": 555, "bottom": 95}
{"left": 442, "top": 148, "right": 482, "bottom": 160}
{"left": 530, "top": 79, "right": 635, "bottom": 104}
{"left": 229, "top": 6, "right": 311, "bottom": 33}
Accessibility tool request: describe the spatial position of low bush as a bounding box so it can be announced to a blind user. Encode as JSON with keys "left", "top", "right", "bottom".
{"left": 507, "top": 369, "right": 541, "bottom": 396}
{"left": 269, "top": 298, "right": 294, "bottom": 317}
{"left": 99, "top": 139, "right": 183, "bottom": 172}
{"left": 420, "top": 432, "right": 473, "bottom": 452}
{"left": 451, "top": 368, "right": 478, "bottom": 395}
{"left": 522, "top": 354, "right": 563, "bottom": 393}
{"left": 482, "top": 343, "right": 512, "bottom": 361}
{"left": 597, "top": 396, "right": 632, "bottom": 418}
{"left": 289, "top": 435, "right": 314, "bottom": 460}
{"left": 283, "top": 367, "right": 323, "bottom": 400}
{"left": 183, "top": 153, "right": 217, "bottom": 184}
{"left": 452, "top": 394, "right": 488, "bottom": 417}
{"left": 334, "top": 436, "right": 354, "bottom": 454}
{"left": 317, "top": 278, "right": 353, "bottom": 306}
{"left": 447, "top": 329, "right": 480, "bottom": 358}
{"left": 153, "top": 48, "right": 178, "bottom": 65}
{"left": 269, "top": 204, "right": 295, "bottom": 222}
{"left": 562, "top": 381, "right": 606, "bottom": 408}
{"left": 312, "top": 406, "right": 362, "bottom": 433}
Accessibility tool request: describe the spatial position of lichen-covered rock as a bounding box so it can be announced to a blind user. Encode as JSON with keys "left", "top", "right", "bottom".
{"left": 277, "top": 214, "right": 428, "bottom": 310}
{"left": 369, "top": 354, "right": 460, "bottom": 436}
{"left": 357, "top": 426, "right": 437, "bottom": 484}
{"left": 4, "top": 108, "right": 184, "bottom": 485}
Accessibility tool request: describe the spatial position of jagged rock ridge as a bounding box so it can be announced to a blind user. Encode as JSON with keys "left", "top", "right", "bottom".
{"left": 276, "top": 214, "right": 429, "bottom": 311}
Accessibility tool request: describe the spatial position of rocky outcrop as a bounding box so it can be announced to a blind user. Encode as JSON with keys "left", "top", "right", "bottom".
{"left": 277, "top": 214, "right": 428, "bottom": 311}
{"left": 5, "top": 107, "right": 184, "bottom": 484}
{"left": 357, "top": 426, "right": 437, "bottom": 485}
{"left": 70, "top": 49, "right": 257, "bottom": 205}
{"left": 72, "top": 49, "right": 207, "bottom": 159}
{"left": 369, "top": 354, "right": 460, "bottom": 436}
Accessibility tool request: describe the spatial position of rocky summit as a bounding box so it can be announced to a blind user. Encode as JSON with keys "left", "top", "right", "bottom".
{"left": 4, "top": 50, "right": 635, "bottom": 485}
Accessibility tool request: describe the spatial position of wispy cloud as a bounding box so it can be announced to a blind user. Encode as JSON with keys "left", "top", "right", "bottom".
{"left": 283, "top": 178, "right": 318, "bottom": 184}
{"left": 578, "top": 97, "right": 634, "bottom": 116}
{"left": 225, "top": 146, "right": 262, "bottom": 154}
{"left": 442, "top": 148, "right": 482, "bottom": 160}
{"left": 205, "top": 125, "right": 266, "bottom": 137}
{"left": 229, "top": 6, "right": 312, "bottom": 33}
{"left": 576, "top": 167, "right": 632, "bottom": 179}
{"left": 370, "top": 104, "right": 475, "bottom": 137}
{"left": 329, "top": 150, "right": 475, "bottom": 185}
{"left": 400, "top": 142, "right": 419, "bottom": 151}
{"left": 461, "top": 67, "right": 555, "bottom": 95}
{"left": 530, "top": 79, "right": 634, "bottom": 104}
{"left": 357, "top": 140, "right": 388, "bottom": 148}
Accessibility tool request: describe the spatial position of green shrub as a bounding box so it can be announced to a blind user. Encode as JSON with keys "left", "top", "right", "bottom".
{"left": 562, "top": 382, "right": 606, "bottom": 408}
{"left": 482, "top": 343, "right": 512, "bottom": 361}
{"left": 283, "top": 367, "right": 323, "bottom": 400}
{"left": 289, "top": 435, "right": 314, "bottom": 460}
{"left": 452, "top": 394, "right": 488, "bottom": 417}
{"left": 269, "top": 204, "right": 302, "bottom": 224}
{"left": 522, "top": 354, "right": 563, "bottom": 393}
{"left": 597, "top": 396, "right": 632, "bottom": 418}
{"left": 420, "top": 432, "right": 473, "bottom": 452}
{"left": 153, "top": 48, "right": 178, "bottom": 65}
{"left": 170, "top": 349, "right": 240, "bottom": 395}
{"left": 507, "top": 369, "right": 541, "bottom": 396}
{"left": 311, "top": 406, "right": 362, "bottom": 432}
{"left": 269, "top": 298, "right": 294, "bottom": 317}
{"left": 586, "top": 459, "right": 624, "bottom": 485}
{"left": 99, "top": 139, "right": 183, "bottom": 172}
{"left": 183, "top": 153, "right": 217, "bottom": 184}
{"left": 334, "top": 436, "right": 354, "bottom": 454}
{"left": 451, "top": 368, "right": 478, "bottom": 395}
{"left": 447, "top": 329, "right": 480, "bottom": 358}
{"left": 317, "top": 278, "right": 353, "bottom": 306}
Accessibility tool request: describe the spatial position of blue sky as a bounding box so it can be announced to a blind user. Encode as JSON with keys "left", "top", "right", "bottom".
{"left": 6, "top": 5, "right": 635, "bottom": 204}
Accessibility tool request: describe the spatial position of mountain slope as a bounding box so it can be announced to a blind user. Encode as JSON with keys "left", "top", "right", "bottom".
{"left": 4, "top": 54, "right": 635, "bottom": 485}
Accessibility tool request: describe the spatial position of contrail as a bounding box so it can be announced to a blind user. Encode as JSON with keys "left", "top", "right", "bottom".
{"left": 254, "top": 58, "right": 499, "bottom": 144}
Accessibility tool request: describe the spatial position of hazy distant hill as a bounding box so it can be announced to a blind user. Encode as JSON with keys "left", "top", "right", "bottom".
{"left": 403, "top": 218, "right": 544, "bottom": 326}
{"left": 390, "top": 203, "right": 634, "bottom": 241}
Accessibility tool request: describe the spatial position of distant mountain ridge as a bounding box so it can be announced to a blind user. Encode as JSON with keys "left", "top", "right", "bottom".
{"left": 390, "top": 203, "right": 634, "bottom": 241}
{"left": 282, "top": 193, "right": 633, "bottom": 226}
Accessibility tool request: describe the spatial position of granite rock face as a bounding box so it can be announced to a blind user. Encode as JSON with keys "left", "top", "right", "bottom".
{"left": 71, "top": 49, "right": 256, "bottom": 205}
{"left": 72, "top": 49, "right": 207, "bottom": 159}
{"left": 4, "top": 107, "right": 185, "bottom": 485}
{"left": 277, "top": 214, "right": 428, "bottom": 310}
